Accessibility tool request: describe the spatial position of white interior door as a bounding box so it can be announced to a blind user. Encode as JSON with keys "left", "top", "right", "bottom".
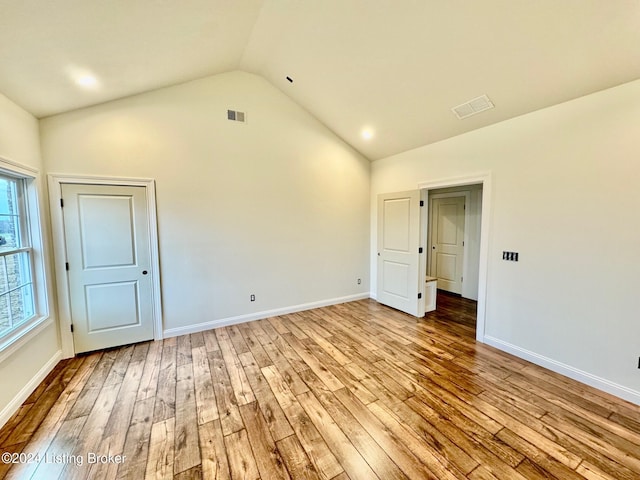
{"left": 377, "top": 190, "right": 423, "bottom": 316}
{"left": 61, "top": 184, "right": 155, "bottom": 353}
{"left": 430, "top": 195, "right": 465, "bottom": 294}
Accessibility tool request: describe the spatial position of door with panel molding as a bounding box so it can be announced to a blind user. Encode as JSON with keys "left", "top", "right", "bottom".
{"left": 376, "top": 190, "right": 422, "bottom": 316}
{"left": 429, "top": 195, "right": 465, "bottom": 294}
{"left": 61, "top": 183, "right": 155, "bottom": 353}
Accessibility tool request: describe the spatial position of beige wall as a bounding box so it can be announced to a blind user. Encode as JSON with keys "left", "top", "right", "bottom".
{"left": 371, "top": 79, "right": 640, "bottom": 403}
{"left": 41, "top": 71, "right": 370, "bottom": 333}
{"left": 5, "top": 66, "right": 638, "bottom": 421}
{"left": 0, "top": 93, "right": 60, "bottom": 417}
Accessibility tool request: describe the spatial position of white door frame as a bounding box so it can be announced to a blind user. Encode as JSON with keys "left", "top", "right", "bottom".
{"left": 48, "top": 174, "right": 163, "bottom": 358}
{"left": 418, "top": 173, "right": 491, "bottom": 343}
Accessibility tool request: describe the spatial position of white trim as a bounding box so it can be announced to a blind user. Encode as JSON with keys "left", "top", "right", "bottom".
{"left": 417, "top": 189, "right": 428, "bottom": 312}
{"left": 0, "top": 156, "right": 38, "bottom": 177}
{"left": 418, "top": 172, "right": 491, "bottom": 343}
{"left": 418, "top": 173, "right": 491, "bottom": 190}
{"left": 484, "top": 336, "right": 640, "bottom": 406}
{"left": 48, "top": 174, "right": 164, "bottom": 358}
{"left": 47, "top": 173, "right": 157, "bottom": 185}
{"left": 0, "top": 349, "right": 62, "bottom": 429}
{"left": 164, "top": 293, "right": 370, "bottom": 338}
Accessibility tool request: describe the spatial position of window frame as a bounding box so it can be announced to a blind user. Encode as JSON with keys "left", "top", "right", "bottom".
{"left": 0, "top": 174, "right": 35, "bottom": 334}
{"left": 0, "top": 156, "right": 51, "bottom": 360}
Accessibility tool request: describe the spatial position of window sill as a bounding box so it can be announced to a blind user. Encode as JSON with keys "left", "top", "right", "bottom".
{"left": 0, "top": 315, "right": 54, "bottom": 364}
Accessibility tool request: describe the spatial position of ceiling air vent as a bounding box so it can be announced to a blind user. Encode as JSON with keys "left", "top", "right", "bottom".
{"left": 227, "top": 109, "right": 246, "bottom": 123}
{"left": 451, "top": 94, "right": 494, "bottom": 119}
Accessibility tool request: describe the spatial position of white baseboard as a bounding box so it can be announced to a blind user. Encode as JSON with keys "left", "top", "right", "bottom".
{"left": 0, "top": 350, "right": 63, "bottom": 429}
{"left": 369, "top": 292, "right": 377, "bottom": 300}
{"left": 163, "top": 293, "right": 371, "bottom": 338}
{"left": 484, "top": 336, "right": 640, "bottom": 406}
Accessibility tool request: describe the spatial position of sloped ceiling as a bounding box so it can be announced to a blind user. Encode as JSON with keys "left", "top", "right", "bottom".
{"left": 1, "top": 0, "right": 640, "bottom": 160}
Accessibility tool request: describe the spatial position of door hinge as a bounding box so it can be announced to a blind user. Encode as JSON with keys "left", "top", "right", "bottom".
{"left": 462, "top": 241, "right": 465, "bottom": 246}
{"left": 65, "top": 262, "right": 69, "bottom": 271}
{"left": 464, "top": 204, "right": 466, "bottom": 210}
{"left": 70, "top": 324, "right": 74, "bottom": 333}
{"left": 418, "top": 293, "right": 422, "bottom": 299}
{"left": 420, "top": 200, "right": 424, "bottom": 207}
{"left": 418, "top": 247, "right": 423, "bottom": 254}
{"left": 60, "top": 198, "right": 64, "bottom": 208}
{"left": 461, "top": 276, "right": 463, "bottom": 282}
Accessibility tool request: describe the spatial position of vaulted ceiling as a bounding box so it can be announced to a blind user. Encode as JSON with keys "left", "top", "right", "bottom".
{"left": 2, "top": 0, "right": 640, "bottom": 160}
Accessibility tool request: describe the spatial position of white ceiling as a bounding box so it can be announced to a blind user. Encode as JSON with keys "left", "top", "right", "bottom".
{"left": 2, "top": 0, "right": 640, "bottom": 160}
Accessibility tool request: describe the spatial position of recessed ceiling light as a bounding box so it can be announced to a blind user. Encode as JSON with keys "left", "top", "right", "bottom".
{"left": 361, "top": 128, "right": 374, "bottom": 140}
{"left": 76, "top": 74, "right": 98, "bottom": 89}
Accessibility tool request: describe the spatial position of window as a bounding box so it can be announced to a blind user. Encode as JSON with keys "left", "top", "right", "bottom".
{"left": 0, "top": 159, "right": 49, "bottom": 353}
{"left": 0, "top": 174, "right": 35, "bottom": 337}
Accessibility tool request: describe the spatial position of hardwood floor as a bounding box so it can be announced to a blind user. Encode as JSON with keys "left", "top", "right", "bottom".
{"left": 431, "top": 290, "right": 478, "bottom": 330}
{"left": 2, "top": 293, "right": 640, "bottom": 479}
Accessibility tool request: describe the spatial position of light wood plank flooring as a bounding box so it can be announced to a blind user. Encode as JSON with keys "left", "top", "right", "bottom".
{"left": 2, "top": 293, "right": 640, "bottom": 479}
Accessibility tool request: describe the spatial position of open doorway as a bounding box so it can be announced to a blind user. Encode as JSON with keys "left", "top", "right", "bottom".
{"left": 376, "top": 173, "right": 490, "bottom": 342}
{"left": 424, "top": 184, "right": 482, "bottom": 333}
{"left": 427, "top": 185, "right": 482, "bottom": 296}
{"left": 419, "top": 174, "right": 490, "bottom": 342}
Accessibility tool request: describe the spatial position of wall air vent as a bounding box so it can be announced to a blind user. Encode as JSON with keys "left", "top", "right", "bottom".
{"left": 451, "top": 94, "right": 494, "bottom": 119}
{"left": 227, "top": 109, "right": 246, "bottom": 123}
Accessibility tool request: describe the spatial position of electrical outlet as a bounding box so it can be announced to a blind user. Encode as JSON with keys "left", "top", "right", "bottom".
{"left": 357, "top": 278, "right": 361, "bottom": 285}
{"left": 250, "top": 294, "right": 255, "bottom": 302}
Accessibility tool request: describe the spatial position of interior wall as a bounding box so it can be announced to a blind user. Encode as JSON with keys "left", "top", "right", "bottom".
{"left": 427, "top": 184, "right": 482, "bottom": 301}
{"left": 40, "top": 71, "right": 371, "bottom": 334}
{"left": 371, "top": 79, "right": 640, "bottom": 403}
{"left": 0, "top": 93, "right": 60, "bottom": 419}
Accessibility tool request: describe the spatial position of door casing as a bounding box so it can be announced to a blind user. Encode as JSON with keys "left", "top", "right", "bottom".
{"left": 48, "top": 174, "right": 163, "bottom": 358}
